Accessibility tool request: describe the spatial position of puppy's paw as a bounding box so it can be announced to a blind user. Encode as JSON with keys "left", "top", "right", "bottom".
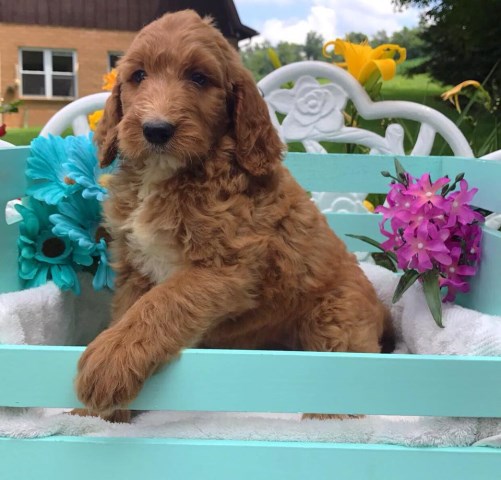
{"left": 75, "top": 331, "right": 145, "bottom": 415}
{"left": 68, "top": 408, "right": 132, "bottom": 424}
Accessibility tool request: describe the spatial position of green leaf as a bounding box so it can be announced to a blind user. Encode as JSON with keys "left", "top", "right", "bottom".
{"left": 422, "top": 271, "right": 443, "bottom": 328}
{"left": 392, "top": 269, "right": 420, "bottom": 304}
{"left": 364, "top": 70, "right": 381, "bottom": 93}
{"left": 393, "top": 158, "right": 407, "bottom": 183}
{"left": 345, "top": 234, "right": 397, "bottom": 262}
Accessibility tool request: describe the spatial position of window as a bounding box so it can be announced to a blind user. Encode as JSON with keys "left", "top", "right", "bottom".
{"left": 108, "top": 52, "right": 122, "bottom": 71}
{"left": 19, "top": 49, "right": 77, "bottom": 99}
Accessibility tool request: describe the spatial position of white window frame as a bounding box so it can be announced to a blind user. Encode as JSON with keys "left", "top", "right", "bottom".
{"left": 18, "top": 48, "right": 78, "bottom": 100}
{"left": 107, "top": 51, "right": 123, "bottom": 71}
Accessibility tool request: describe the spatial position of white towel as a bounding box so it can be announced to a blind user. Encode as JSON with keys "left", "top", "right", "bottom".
{"left": 1, "top": 262, "right": 501, "bottom": 448}
{"left": 0, "top": 273, "right": 112, "bottom": 346}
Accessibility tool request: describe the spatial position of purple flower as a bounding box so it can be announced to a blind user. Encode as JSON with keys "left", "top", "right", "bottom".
{"left": 446, "top": 180, "right": 483, "bottom": 227}
{"left": 403, "top": 173, "right": 449, "bottom": 211}
{"left": 373, "top": 165, "right": 483, "bottom": 307}
{"left": 397, "top": 222, "right": 452, "bottom": 272}
{"left": 440, "top": 276, "right": 470, "bottom": 303}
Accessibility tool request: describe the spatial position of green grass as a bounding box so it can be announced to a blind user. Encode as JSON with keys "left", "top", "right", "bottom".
{"left": 3, "top": 127, "right": 73, "bottom": 146}
{"left": 380, "top": 73, "right": 498, "bottom": 156}
{"left": 3, "top": 127, "right": 43, "bottom": 146}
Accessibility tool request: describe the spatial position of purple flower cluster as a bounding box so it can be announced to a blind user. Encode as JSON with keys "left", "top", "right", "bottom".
{"left": 376, "top": 172, "right": 483, "bottom": 302}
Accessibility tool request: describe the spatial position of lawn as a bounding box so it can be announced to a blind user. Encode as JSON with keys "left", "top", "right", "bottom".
{"left": 3, "top": 127, "right": 43, "bottom": 146}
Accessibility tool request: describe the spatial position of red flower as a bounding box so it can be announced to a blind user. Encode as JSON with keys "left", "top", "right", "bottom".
{"left": 0, "top": 124, "right": 6, "bottom": 137}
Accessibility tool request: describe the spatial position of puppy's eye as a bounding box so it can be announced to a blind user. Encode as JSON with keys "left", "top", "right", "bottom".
{"left": 190, "top": 72, "right": 207, "bottom": 86}
{"left": 131, "top": 70, "right": 147, "bottom": 84}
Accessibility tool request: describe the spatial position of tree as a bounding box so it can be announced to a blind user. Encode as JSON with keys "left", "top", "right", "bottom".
{"left": 304, "top": 31, "right": 325, "bottom": 60}
{"left": 275, "top": 42, "right": 304, "bottom": 65}
{"left": 389, "top": 27, "right": 425, "bottom": 59}
{"left": 393, "top": 0, "right": 501, "bottom": 93}
{"left": 345, "top": 32, "right": 368, "bottom": 44}
{"left": 371, "top": 30, "right": 390, "bottom": 47}
{"left": 240, "top": 41, "right": 275, "bottom": 80}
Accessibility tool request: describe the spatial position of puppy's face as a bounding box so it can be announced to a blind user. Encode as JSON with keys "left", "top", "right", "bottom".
{"left": 96, "top": 10, "right": 283, "bottom": 177}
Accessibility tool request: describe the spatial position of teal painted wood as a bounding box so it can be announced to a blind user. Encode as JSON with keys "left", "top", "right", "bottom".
{"left": 3, "top": 345, "right": 501, "bottom": 417}
{"left": 457, "top": 228, "right": 501, "bottom": 315}
{"left": 325, "top": 212, "right": 383, "bottom": 251}
{"left": 1, "top": 437, "right": 501, "bottom": 480}
{"left": 285, "top": 152, "right": 442, "bottom": 193}
{"left": 441, "top": 156, "right": 501, "bottom": 212}
{"left": 285, "top": 153, "right": 501, "bottom": 212}
{"left": 0, "top": 146, "right": 29, "bottom": 294}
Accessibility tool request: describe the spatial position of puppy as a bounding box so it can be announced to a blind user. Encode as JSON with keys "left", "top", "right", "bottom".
{"left": 76, "top": 9, "right": 391, "bottom": 420}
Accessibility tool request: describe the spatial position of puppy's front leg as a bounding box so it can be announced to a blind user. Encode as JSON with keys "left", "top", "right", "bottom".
{"left": 75, "top": 267, "right": 255, "bottom": 415}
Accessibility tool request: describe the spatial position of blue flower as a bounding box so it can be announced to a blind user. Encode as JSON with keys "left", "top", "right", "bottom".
{"left": 26, "top": 135, "right": 80, "bottom": 205}
{"left": 64, "top": 133, "right": 115, "bottom": 201}
{"left": 50, "top": 195, "right": 115, "bottom": 290}
{"left": 15, "top": 199, "right": 83, "bottom": 294}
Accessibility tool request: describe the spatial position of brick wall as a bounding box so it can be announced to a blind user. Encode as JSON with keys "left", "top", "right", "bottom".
{"left": 0, "top": 23, "right": 136, "bottom": 128}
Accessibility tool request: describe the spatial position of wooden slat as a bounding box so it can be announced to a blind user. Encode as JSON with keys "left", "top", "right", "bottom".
{"left": 285, "top": 153, "right": 501, "bottom": 213}
{"left": 285, "top": 153, "right": 441, "bottom": 193}
{"left": 0, "top": 146, "right": 29, "bottom": 205}
{"left": 325, "top": 212, "right": 383, "bottom": 251}
{"left": 0, "top": 147, "right": 28, "bottom": 294}
{"left": 441, "top": 157, "right": 501, "bottom": 212}
{"left": 457, "top": 228, "right": 501, "bottom": 315}
{"left": 1, "top": 436, "right": 500, "bottom": 480}
{"left": 2, "top": 346, "right": 501, "bottom": 417}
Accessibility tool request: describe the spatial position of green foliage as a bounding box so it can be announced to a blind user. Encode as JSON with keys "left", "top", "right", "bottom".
{"left": 275, "top": 42, "right": 304, "bottom": 65}
{"left": 2, "top": 127, "right": 42, "bottom": 146}
{"left": 304, "top": 32, "right": 325, "bottom": 60}
{"left": 389, "top": 26, "right": 426, "bottom": 59}
{"left": 3, "top": 127, "right": 72, "bottom": 146}
{"left": 393, "top": 0, "right": 501, "bottom": 101}
{"left": 345, "top": 32, "right": 368, "bottom": 44}
{"left": 240, "top": 41, "right": 275, "bottom": 81}
{"left": 0, "top": 99, "right": 22, "bottom": 114}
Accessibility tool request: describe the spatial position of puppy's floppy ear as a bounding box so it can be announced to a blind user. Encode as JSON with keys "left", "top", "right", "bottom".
{"left": 95, "top": 81, "right": 122, "bottom": 167}
{"left": 232, "top": 67, "right": 284, "bottom": 176}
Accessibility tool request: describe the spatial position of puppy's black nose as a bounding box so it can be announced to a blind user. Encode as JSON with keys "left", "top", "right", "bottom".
{"left": 142, "top": 121, "right": 176, "bottom": 145}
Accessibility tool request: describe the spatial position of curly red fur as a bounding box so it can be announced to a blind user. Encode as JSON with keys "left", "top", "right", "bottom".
{"left": 76, "top": 10, "right": 391, "bottom": 418}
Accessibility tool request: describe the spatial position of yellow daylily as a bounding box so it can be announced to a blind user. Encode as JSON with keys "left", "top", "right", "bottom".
{"left": 88, "top": 110, "right": 104, "bottom": 131}
{"left": 323, "top": 39, "right": 406, "bottom": 85}
{"left": 267, "top": 48, "right": 282, "bottom": 70}
{"left": 363, "top": 200, "right": 375, "bottom": 212}
{"left": 103, "top": 69, "right": 117, "bottom": 91}
{"left": 441, "top": 80, "right": 480, "bottom": 113}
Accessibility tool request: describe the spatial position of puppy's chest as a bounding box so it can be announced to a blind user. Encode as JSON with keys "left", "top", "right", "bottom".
{"left": 121, "top": 197, "right": 182, "bottom": 285}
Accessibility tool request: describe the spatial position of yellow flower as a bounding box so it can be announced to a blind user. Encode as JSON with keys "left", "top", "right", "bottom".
{"left": 103, "top": 69, "right": 117, "bottom": 91}
{"left": 441, "top": 80, "right": 481, "bottom": 113}
{"left": 267, "top": 48, "right": 282, "bottom": 70}
{"left": 323, "top": 39, "right": 406, "bottom": 85}
{"left": 363, "top": 200, "right": 375, "bottom": 212}
{"left": 88, "top": 110, "right": 104, "bottom": 131}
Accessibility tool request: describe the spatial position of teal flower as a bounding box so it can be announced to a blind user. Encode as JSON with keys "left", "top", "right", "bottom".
{"left": 26, "top": 135, "right": 80, "bottom": 205}
{"left": 50, "top": 195, "right": 115, "bottom": 290}
{"left": 16, "top": 200, "right": 83, "bottom": 293}
{"left": 64, "top": 133, "right": 115, "bottom": 201}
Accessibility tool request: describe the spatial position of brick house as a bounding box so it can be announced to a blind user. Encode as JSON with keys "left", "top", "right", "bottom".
{"left": 0, "top": 0, "right": 257, "bottom": 127}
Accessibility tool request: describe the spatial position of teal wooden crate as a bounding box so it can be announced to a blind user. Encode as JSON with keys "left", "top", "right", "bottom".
{"left": 1, "top": 146, "right": 501, "bottom": 480}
